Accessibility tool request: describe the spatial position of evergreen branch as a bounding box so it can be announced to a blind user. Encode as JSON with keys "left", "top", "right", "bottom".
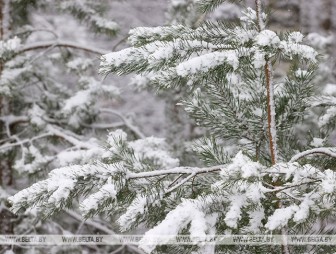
{"left": 127, "top": 165, "right": 224, "bottom": 180}
{"left": 18, "top": 40, "right": 108, "bottom": 55}
{"left": 290, "top": 148, "right": 336, "bottom": 162}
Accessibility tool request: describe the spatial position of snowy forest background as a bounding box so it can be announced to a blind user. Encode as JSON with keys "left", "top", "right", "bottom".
{"left": 1, "top": 0, "right": 336, "bottom": 254}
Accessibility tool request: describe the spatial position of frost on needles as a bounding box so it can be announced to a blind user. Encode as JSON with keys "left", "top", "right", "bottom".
{"left": 9, "top": 1, "right": 336, "bottom": 254}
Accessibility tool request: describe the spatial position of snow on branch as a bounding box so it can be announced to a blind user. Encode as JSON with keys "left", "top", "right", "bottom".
{"left": 290, "top": 147, "right": 336, "bottom": 162}
{"left": 19, "top": 40, "right": 108, "bottom": 55}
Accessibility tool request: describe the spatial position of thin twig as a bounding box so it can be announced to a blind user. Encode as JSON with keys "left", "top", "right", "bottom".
{"left": 100, "top": 108, "right": 145, "bottom": 139}
{"left": 165, "top": 173, "right": 196, "bottom": 194}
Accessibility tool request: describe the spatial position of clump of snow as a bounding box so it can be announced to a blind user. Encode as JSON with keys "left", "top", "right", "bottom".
{"left": 252, "top": 49, "right": 266, "bottom": 68}
{"left": 288, "top": 32, "right": 304, "bottom": 44}
{"left": 28, "top": 104, "right": 46, "bottom": 128}
{"left": 293, "top": 197, "right": 313, "bottom": 223}
{"left": 80, "top": 182, "right": 117, "bottom": 216}
{"left": 176, "top": 50, "right": 239, "bottom": 77}
{"left": 92, "top": 16, "right": 119, "bottom": 31}
{"left": 0, "top": 37, "right": 21, "bottom": 57}
{"left": 47, "top": 178, "right": 76, "bottom": 206}
{"left": 224, "top": 195, "right": 246, "bottom": 228}
{"left": 310, "top": 137, "right": 325, "bottom": 148}
{"left": 57, "top": 146, "right": 104, "bottom": 167}
{"left": 245, "top": 206, "right": 264, "bottom": 233}
{"left": 320, "top": 169, "right": 336, "bottom": 194}
{"left": 118, "top": 195, "right": 147, "bottom": 231}
{"left": 255, "top": 30, "right": 280, "bottom": 47}
{"left": 128, "top": 25, "right": 188, "bottom": 46}
{"left": 279, "top": 41, "right": 317, "bottom": 62}
{"left": 129, "top": 137, "right": 179, "bottom": 170}
{"left": 222, "top": 151, "right": 264, "bottom": 179}
{"left": 265, "top": 206, "right": 297, "bottom": 230}
{"left": 138, "top": 200, "right": 208, "bottom": 253}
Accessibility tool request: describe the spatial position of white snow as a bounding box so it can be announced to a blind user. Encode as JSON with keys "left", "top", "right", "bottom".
{"left": 252, "top": 49, "right": 266, "bottom": 68}
{"left": 293, "top": 197, "right": 313, "bottom": 223}
{"left": 138, "top": 200, "right": 209, "bottom": 253}
{"left": 80, "top": 182, "right": 117, "bottom": 216}
{"left": 224, "top": 195, "right": 246, "bottom": 228}
{"left": 176, "top": 50, "right": 239, "bottom": 77}
{"left": 265, "top": 206, "right": 296, "bottom": 231}
{"left": 310, "top": 137, "right": 325, "bottom": 148}
{"left": 245, "top": 206, "right": 264, "bottom": 233}
{"left": 255, "top": 30, "right": 280, "bottom": 47}
{"left": 118, "top": 195, "right": 147, "bottom": 231}
{"left": 129, "top": 137, "right": 179, "bottom": 170}
{"left": 320, "top": 169, "right": 336, "bottom": 194}
{"left": 288, "top": 32, "right": 304, "bottom": 44}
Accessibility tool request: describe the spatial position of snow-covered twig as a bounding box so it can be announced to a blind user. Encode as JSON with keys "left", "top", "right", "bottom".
{"left": 19, "top": 40, "right": 108, "bottom": 55}
{"left": 0, "top": 115, "right": 29, "bottom": 126}
{"left": 255, "top": 0, "right": 265, "bottom": 31}
{"left": 0, "top": 125, "right": 94, "bottom": 151}
{"left": 266, "top": 180, "right": 321, "bottom": 193}
{"left": 127, "top": 165, "right": 224, "bottom": 180}
{"left": 81, "top": 122, "right": 125, "bottom": 129}
{"left": 165, "top": 173, "right": 196, "bottom": 194}
{"left": 0, "top": 133, "right": 53, "bottom": 151}
{"left": 100, "top": 108, "right": 145, "bottom": 139}
{"left": 290, "top": 147, "right": 336, "bottom": 162}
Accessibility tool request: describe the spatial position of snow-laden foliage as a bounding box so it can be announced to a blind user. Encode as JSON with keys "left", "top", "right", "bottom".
{"left": 8, "top": 1, "right": 336, "bottom": 254}
{"left": 0, "top": 1, "right": 146, "bottom": 254}
{"left": 9, "top": 130, "right": 179, "bottom": 218}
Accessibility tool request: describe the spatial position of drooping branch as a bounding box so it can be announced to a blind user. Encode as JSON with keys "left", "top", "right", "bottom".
{"left": 290, "top": 147, "right": 336, "bottom": 162}
{"left": 18, "top": 40, "right": 108, "bottom": 55}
